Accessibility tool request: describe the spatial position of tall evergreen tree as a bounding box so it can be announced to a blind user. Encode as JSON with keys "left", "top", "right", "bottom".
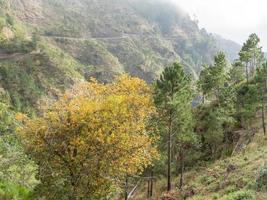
{"left": 255, "top": 62, "right": 267, "bottom": 135}
{"left": 196, "top": 52, "right": 236, "bottom": 159}
{"left": 210, "top": 52, "right": 227, "bottom": 100}
{"left": 198, "top": 52, "right": 227, "bottom": 102}
{"left": 154, "top": 62, "right": 196, "bottom": 191}
{"left": 198, "top": 64, "right": 212, "bottom": 104}
{"left": 239, "top": 33, "right": 264, "bottom": 83}
{"left": 229, "top": 60, "right": 245, "bottom": 85}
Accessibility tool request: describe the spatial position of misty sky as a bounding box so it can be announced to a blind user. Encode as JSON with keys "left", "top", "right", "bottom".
{"left": 170, "top": 0, "right": 267, "bottom": 50}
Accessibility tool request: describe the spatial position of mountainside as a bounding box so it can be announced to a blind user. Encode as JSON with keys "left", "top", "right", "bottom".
{"left": 213, "top": 34, "right": 241, "bottom": 62}
{"left": 1, "top": 1, "right": 267, "bottom": 200}
{"left": 8, "top": 0, "right": 239, "bottom": 78}
{"left": 0, "top": 0, "right": 240, "bottom": 112}
{"left": 0, "top": 1, "right": 85, "bottom": 113}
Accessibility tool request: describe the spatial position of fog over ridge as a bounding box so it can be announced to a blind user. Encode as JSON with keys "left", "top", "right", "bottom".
{"left": 163, "top": 0, "right": 267, "bottom": 50}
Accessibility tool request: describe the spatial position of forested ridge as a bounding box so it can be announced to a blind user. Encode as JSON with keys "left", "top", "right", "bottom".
{"left": 0, "top": 0, "right": 267, "bottom": 199}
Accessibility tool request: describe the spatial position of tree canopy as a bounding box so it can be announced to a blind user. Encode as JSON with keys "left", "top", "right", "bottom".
{"left": 18, "top": 75, "right": 159, "bottom": 200}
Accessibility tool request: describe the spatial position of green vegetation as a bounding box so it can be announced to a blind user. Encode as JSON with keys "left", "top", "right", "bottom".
{"left": 132, "top": 34, "right": 267, "bottom": 200}
{"left": 0, "top": 180, "right": 33, "bottom": 200}
{"left": 154, "top": 63, "right": 197, "bottom": 190}
{"left": 0, "top": 1, "right": 266, "bottom": 200}
{"left": 256, "top": 165, "right": 267, "bottom": 191}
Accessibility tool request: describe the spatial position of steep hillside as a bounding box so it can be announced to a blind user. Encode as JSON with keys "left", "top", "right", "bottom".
{"left": 0, "top": 1, "right": 85, "bottom": 113}
{"left": 0, "top": 0, "right": 241, "bottom": 112}
{"left": 213, "top": 34, "right": 241, "bottom": 62}
{"left": 8, "top": 0, "right": 239, "bottom": 81}
{"left": 133, "top": 118, "right": 267, "bottom": 200}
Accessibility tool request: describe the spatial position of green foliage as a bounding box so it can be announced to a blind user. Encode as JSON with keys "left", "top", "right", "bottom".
{"left": 198, "top": 64, "right": 213, "bottom": 100}
{"left": 221, "top": 190, "right": 254, "bottom": 200}
{"left": 239, "top": 33, "right": 264, "bottom": 82}
{"left": 154, "top": 62, "right": 192, "bottom": 112}
{"left": 224, "top": 185, "right": 238, "bottom": 195}
{"left": 6, "top": 14, "right": 15, "bottom": 26}
{"left": 0, "top": 102, "right": 37, "bottom": 199}
{"left": 0, "top": 62, "right": 43, "bottom": 113}
{"left": 236, "top": 83, "right": 260, "bottom": 127}
{"left": 154, "top": 62, "right": 198, "bottom": 188}
{"left": 229, "top": 61, "right": 245, "bottom": 85}
{"left": 0, "top": 13, "right": 36, "bottom": 53}
{"left": 0, "top": 16, "right": 6, "bottom": 29}
{"left": 197, "top": 52, "right": 228, "bottom": 102}
{"left": 195, "top": 103, "right": 233, "bottom": 159}
{"left": 0, "top": 180, "right": 33, "bottom": 200}
{"left": 199, "top": 175, "right": 216, "bottom": 185}
{"left": 0, "top": 0, "right": 5, "bottom": 6}
{"left": 0, "top": 1, "right": 265, "bottom": 199}
{"left": 0, "top": 102, "right": 14, "bottom": 133}
{"left": 0, "top": 135, "right": 38, "bottom": 189}
{"left": 256, "top": 165, "right": 267, "bottom": 191}
{"left": 196, "top": 52, "right": 236, "bottom": 160}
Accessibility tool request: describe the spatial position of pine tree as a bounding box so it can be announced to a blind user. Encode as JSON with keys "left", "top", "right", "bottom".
{"left": 229, "top": 60, "right": 245, "bottom": 85}
{"left": 196, "top": 52, "right": 236, "bottom": 159}
{"left": 198, "top": 52, "right": 227, "bottom": 102}
{"left": 210, "top": 52, "right": 227, "bottom": 100}
{"left": 255, "top": 62, "right": 267, "bottom": 135}
{"left": 154, "top": 62, "right": 196, "bottom": 190}
{"left": 198, "top": 64, "right": 212, "bottom": 104}
{"left": 239, "top": 33, "right": 264, "bottom": 83}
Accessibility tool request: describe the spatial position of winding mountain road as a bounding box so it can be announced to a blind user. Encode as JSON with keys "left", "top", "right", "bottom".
{"left": 42, "top": 34, "right": 181, "bottom": 41}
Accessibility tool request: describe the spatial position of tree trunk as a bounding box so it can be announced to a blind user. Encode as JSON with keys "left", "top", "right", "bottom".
{"left": 150, "top": 170, "right": 154, "bottom": 197}
{"left": 167, "top": 110, "right": 172, "bottom": 191}
{"left": 147, "top": 179, "right": 150, "bottom": 199}
{"left": 69, "top": 170, "right": 79, "bottom": 200}
{"left": 125, "top": 176, "right": 128, "bottom": 200}
{"left": 261, "top": 98, "right": 266, "bottom": 135}
{"left": 179, "top": 148, "right": 184, "bottom": 190}
{"left": 246, "top": 62, "right": 249, "bottom": 83}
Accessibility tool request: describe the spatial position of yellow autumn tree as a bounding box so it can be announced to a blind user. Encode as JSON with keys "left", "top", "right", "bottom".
{"left": 18, "top": 75, "right": 158, "bottom": 200}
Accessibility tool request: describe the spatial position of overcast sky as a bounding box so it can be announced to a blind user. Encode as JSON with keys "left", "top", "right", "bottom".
{"left": 170, "top": 0, "right": 267, "bottom": 50}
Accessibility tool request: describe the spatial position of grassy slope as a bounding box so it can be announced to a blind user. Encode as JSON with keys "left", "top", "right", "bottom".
{"left": 133, "top": 116, "right": 267, "bottom": 200}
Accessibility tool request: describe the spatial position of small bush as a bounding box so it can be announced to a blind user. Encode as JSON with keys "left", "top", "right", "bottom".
{"left": 0, "top": 181, "right": 33, "bottom": 200}
{"left": 212, "top": 193, "right": 219, "bottom": 199}
{"left": 256, "top": 165, "right": 267, "bottom": 191}
{"left": 221, "top": 190, "right": 254, "bottom": 200}
{"left": 224, "top": 185, "right": 237, "bottom": 195}
{"left": 199, "top": 175, "right": 216, "bottom": 185}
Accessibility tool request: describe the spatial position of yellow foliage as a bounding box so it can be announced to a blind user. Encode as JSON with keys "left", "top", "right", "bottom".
{"left": 18, "top": 75, "right": 158, "bottom": 199}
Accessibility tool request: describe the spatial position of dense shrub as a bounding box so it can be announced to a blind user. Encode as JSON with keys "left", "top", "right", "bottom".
{"left": 0, "top": 181, "right": 33, "bottom": 200}
{"left": 256, "top": 165, "right": 267, "bottom": 191}
{"left": 221, "top": 190, "right": 254, "bottom": 200}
